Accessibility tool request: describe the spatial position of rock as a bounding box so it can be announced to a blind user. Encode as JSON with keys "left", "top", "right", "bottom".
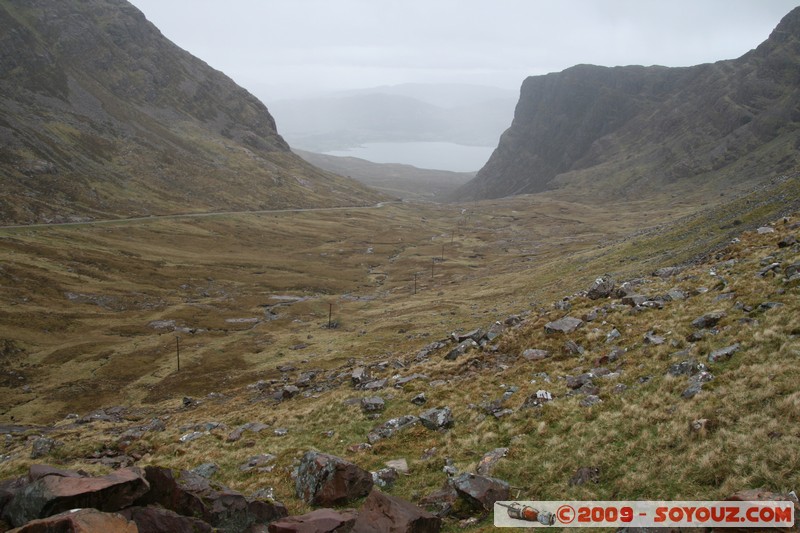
{"left": 179, "top": 431, "right": 206, "bottom": 443}
{"left": 419, "top": 407, "right": 453, "bottom": 430}
{"left": 722, "top": 488, "right": 800, "bottom": 531}
{"left": 756, "top": 226, "right": 775, "bottom": 234}
{"left": 444, "top": 340, "right": 477, "bottom": 361}
{"left": 785, "top": 262, "right": 800, "bottom": 278}
{"left": 136, "top": 466, "right": 287, "bottom": 531}
{"left": 653, "top": 266, "right": 683, "bottom": 278}
{"left": 30, "top": 438, "right": 59, "bottom": 459}
{"left": 579, "top": 395, "right": 602, "bottom": 407}
{"left": 568, "top": 466, "right": 600, "bottom": 486}
{"left": 191, "top": 463, "right": 218, "bottom": 479}
{"left": 681, "top": 382, "right": 704, "bottom": 399}
{"left": 521, "top": 349, "right": 550, "bottom": 361}
{"left": 372, "top": 468, "right": 399, "bottom": 489}
{"left": 411, "top": 393, "right": 427, "bottom": 405}
{"left": 621, "top": 294, "right": 648, "bottom": 307}
{"left": 361, "top": 379, "right": 387, "bottom": 391}
{"left": 689, "top": 418, "right": 717, "bottom": 436}
{"left": 758, "top": 301, "right": 784, "bottom": 311}
{"left": 352, "top": 488, "right": 441, "bottom": 533}
{"left": 395, "top": 374, "right": 429, "bottom": 387}
{"left": 476, "top": 448, "right": 508, "bottom": 476}
{"left": 643, "top": 331, "right": 665, "bottom": 345}
{"left": 360, "top": 397, "right": 385, "bottom": 413}
{"left": 452, "top": 473, "right": 510, "bottom": 511}
{"left": 522, "top": 390, "right": 553, "bottom": 409}
{"left": 779, "top": 235, "right": 798, "bottom": 247}
{"left": 667, "top": 288, "right": 688, "bottom": 301}
{"left": 554, "top": 299, "right": 571, "bottom": 311}
{"left": 453, "top": 329, "right": 484, "bottom": 343}
{"left": 268, "top": 508, "right": 358, "bottom": 533}
{"left": 367, "top": 416, "right": 419, "bottom": 444}
{"left": 228, "top": 422, "right": 270, "bottom": 443}
{"left": 240, "top": 454, "right": 277, "bottom": 473}
{"left": 386, "top": 459, "right": 409, "bottom": 474}
{"left": 120, "top": 506, "right": 214, "bottom": 533}
{"left": 563, "top": 340, "right": 584, "bottom": 355}
{"left": 667, "top": 359, "right": 704, "bottom": 377}
{"left": 605, "top": 328, "right": 621, "bottom": 343}
{"left": 544, "top": 316, "right": 583, "bottom": 335}
{"left": 419, "top": 484, "right": 458, "bottom": 518}
{"left": 8, "top": 508, "right": 138, "bottom": 532}
{"left": 708, "top": 343, "right": 740, "bottom": 363}
{"left": 587, "top": 276, "right": 615, "bottom": 300}
{"left": 566, "top": 373, "right": 593, "bottom": 390}
{"left": 295, "top": 451, "right": 373, "bottom": 506}
{"left": 3, "top": 467, "right": 149, "bottom": 528}
{"left": 691, "top": 312, "right": 725, "bottom": 329}
{"left": 351, "top": 367, "right": 368, "bottom": 386}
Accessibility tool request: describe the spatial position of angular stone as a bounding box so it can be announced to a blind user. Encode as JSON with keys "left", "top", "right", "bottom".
{"left": 352, "top": 488, "right": 441, "bottom": 533}
{"left": 681, "top": 382, "right": 704, "bottom": 399}
{"left": 360, "top": 397, "right": 385, "bottom": 413}
{"left": 708, "top": 343, "right": 740, "bottom": 363}
{"left": 587, "top": 277, "right": 615, "bottom": 300}
{"left": 544, "top": 317, "right": 583, "bottom": 335}
{"left": 410, "top": 393, "right": 427, "bottom": 405}
{"left": 419, "top": 407, "right": 453, "bottom": 430}
{"left": 667, "top": 359, "right": 704, "bottom": 377}
{"left": 3, "top": 467, "right": 149, "bottom": 528}
{"left": 666, "top": 288, "right": 688, "bottom": 301}
{"left": 351, "top": 367, "right": 368, "bottom": 386}
{"left": 190, "top": 463, "right": 218, "bottom": 479}
{"left": 579, "top": 395, "right": 602, "bottom": 407}
{"left": 476, "top": 448, "right": 508, "bottom": 476}
{"left": 227, "top": 422, "right": 270, "bottom": 443}
{"left": 8, "top": 508, "right": 138, "bottom": 532}
{"left": 135, "top": 466, "right": 287, "bottom": 531}
{"left": 521, "top": 348, "right": 550, "bottom": 361}
{"left": 568, "top": 466, "right": 600, "bottom": 486}
{"left": 785, "top": 262, "right": 800, "bottom": 278}
{"left": 691, "top": 312, "right": 725, "bottom": 329}
{"left": 367, "top": 416, "right": 419, "bottom": 444}
{"left": 120, "top": 506, "right": 213, "bottom": 533}
{"left": 756, "top": 226, "right": 775, "bottom": 234}
{"left": 621, "top": 294, "right": 648, "bottom": 307}
{"left": 240, "top": 454, "right": 277, "bottom": 473}
{"left": 566, "top": 373, "right": 593, "bottom": 390}
{"left": 268, "top": 508, "right": 358, "bottom": 533}
{"left": 394, "top": 374, "right": 429, "bottom": 387}
{"left": 643, "top": 331, "right": 665, "bottom": 345}
{"left": 444, "top": 339, "right": 477, "bottom": 361}
{"left": 361, "top": 379, "right": 387, "bottom": 391}
{"left": 295, "top": 451, "right": 373, "bottom": 507}
{"left": 385, "top": 459, "right": 409, "bottom": 474}
{"left": 452, "top": 473, "right": 510, "bottom": 511}
{"left": 778, "top": 235, "right": 797, "bottom": 248}
{"left": 653, "top": 266, "right": 683, "bottom": 278}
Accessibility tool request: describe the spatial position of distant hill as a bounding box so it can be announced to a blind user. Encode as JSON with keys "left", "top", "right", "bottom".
{"left": 268, "top": 84, "right": 517, "bottom": 152}
{"left": 452, "top": 7, "right": 800, "bottom": 202}
{"left": 294, "top": 149, "right": 473, "bottom": 201}
{"left": 0, "top": 0, "right": 382, "bottom": 225}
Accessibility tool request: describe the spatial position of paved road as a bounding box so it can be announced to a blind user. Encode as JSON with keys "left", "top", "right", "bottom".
{"left": 0, "top": 201, "right": 401, "bottom": 231}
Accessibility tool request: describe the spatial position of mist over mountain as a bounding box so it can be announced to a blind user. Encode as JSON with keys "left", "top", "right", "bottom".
{"left": 0, "top": 0, "right": 381, "bottom": 225}
{"left": 268, "top": 84, "right": 517, "bottom": 152}
{"left": 453, "top": 6, "right": 800, "bottom": 202}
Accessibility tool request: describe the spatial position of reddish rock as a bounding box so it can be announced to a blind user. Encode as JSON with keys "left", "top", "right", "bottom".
{"left": 418, "top": 484, "right": 458, "bottom": 518}
{"left": 119, "top": 506, "right": 213, "bottom": 533}
{"left": 268, "top": 508, "right": 358, "bottom": 533}
{"left": 7, "top": 508, "right": 138, "bottom": 532}
{"left": 3, "top": 467, "right": 149, "bottom": 528}
{"left": 295, "top": 452, "right": 373, "bottom": 506}
{"left": 451, "top": 473, "right": 510, "bottom": 511}
{"left": 136, "top": 466, "right": 287, "bottom": 532}
{"left": 716, "top": 488, "right": 800, "bottom": 532}
{"left": 352, "top": 488, "right": 440, "bottom": 533}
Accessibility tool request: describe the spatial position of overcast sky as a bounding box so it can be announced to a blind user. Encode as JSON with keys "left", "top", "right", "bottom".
{"left": 128, "top": 1, "right": 798, "bottom": 102}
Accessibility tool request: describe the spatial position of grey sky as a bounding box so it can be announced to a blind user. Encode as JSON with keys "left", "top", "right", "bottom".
{"left": 128, "top": 0, "right": 798, "bottom": 101}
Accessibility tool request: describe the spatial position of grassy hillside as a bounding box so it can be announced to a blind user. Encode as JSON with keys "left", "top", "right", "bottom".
{"left": 0, "top": 172, "right": 798, "bottom": 530}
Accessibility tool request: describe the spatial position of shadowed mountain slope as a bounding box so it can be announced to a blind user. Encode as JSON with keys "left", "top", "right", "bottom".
{"left": 453, "top": 7, "right": 800, "bottom": 201}
{"left": 0, "top": 0, "right": 382, "bottom": 225}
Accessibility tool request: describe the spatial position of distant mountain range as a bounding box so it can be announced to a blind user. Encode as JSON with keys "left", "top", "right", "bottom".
{"left": 268, "top": 84, "right": 517, "bottom": 152}
{"left": 0, "top": 0, "right": 382, "bottom": 225}
{"left": 453, "top": 6, "right": 800, "bottom": 202}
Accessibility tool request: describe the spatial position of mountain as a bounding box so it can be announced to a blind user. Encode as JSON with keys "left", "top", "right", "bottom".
{"left": 452, "top": 7, "right": 800, "bottom": 201}
{"left": 267, "top": 85, "right": 517, "bottom": 152}
{"left": 0, "top": 0, "right": 382, "bottom": 225}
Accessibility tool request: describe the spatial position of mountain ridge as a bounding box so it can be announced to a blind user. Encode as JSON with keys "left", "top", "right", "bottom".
{"left": 0, "top": 0, "right": 382, "bottom": 225}
{"left": 452, "top": 6, "right": 800, "bottom": 202}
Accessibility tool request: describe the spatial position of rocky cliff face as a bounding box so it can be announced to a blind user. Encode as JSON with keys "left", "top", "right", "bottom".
{"left": 453, "top": 7, "right": 800, "bottom": 201}
{"left": 0, "top": 0, "right": 381, "bottom": 224}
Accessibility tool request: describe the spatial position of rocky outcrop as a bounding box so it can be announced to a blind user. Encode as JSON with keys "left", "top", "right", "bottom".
{"left": 268, "top": 508, "right": 358, "bottom": 533}
{"left": 295, "top": 452, "right": 373, "bottom": 506}
{"left": 352, "top": 488, "right": 440, "bottom": 533}
{"left": 7, "top": 508, "right": 138, "bottom": 532}
{"left": 452, "top": 7, "right": 800, "bottom": 202}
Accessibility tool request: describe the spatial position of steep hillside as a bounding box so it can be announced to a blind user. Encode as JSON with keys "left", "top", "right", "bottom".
{"left": 0, "top": 0, "right": 383, "bottom": 225}
{"left": 453, "top": 6, "right": 800, "bottom": 201}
